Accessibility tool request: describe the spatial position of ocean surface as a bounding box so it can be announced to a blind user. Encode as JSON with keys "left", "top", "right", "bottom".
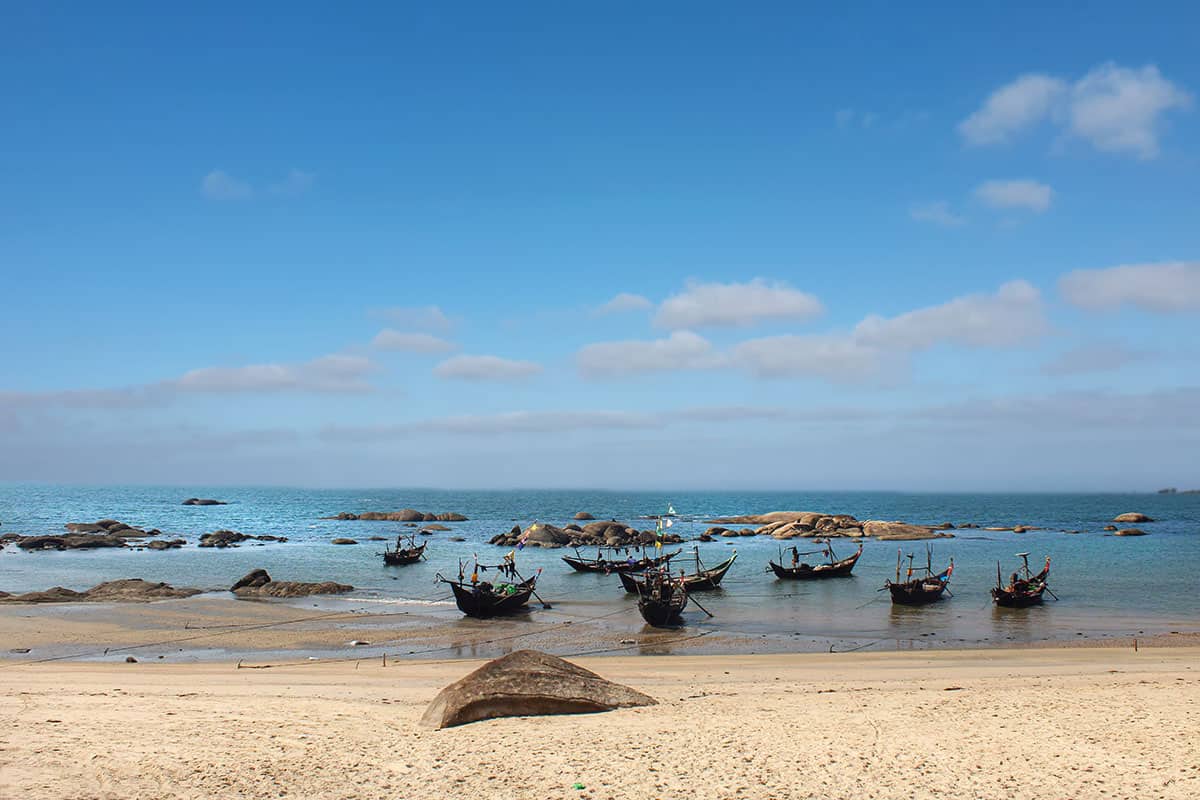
{"left": 2, "top": 486, "right": 1197, "bottom": 654}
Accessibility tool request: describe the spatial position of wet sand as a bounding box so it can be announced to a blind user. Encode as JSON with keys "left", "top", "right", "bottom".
{"left": 1, "top": 646, "right": 1197, "bottom": 799}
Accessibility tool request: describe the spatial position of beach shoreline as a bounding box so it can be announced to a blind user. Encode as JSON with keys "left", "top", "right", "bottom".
{"left": 2, "top": 645, "right": 1197, "bottom": 799}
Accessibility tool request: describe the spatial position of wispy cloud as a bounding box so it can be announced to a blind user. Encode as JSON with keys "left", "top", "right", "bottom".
{"left": 1039, "top": 343, "right": 1150, "bottom": 376}
{"left": 173, "top": 354, "right": 375, "bottom": 393}
{"left": 371, "top": 305, "right": 454, "bottom": 331}
{"left": 959, "top": 63, "right": 1193, "bottom": 159}
{"left": 974, "top": 179, "right": 1053, "bottom": 213}
{"left": 654, "top": 279, "right": 823, "bottom": 329}
{"left": 595, "top": 292, "right": 653, "bottom": 315}
{"left": 835, "top": 108, "right": 879, "bottom": 129}
{"left": 371, "top": 329, "right": 457, "bottom": 354}
{"left": 1059, "top": 261, "right": 1200, "bottom": 312}
{"left": 201, "top": 169, "right": 253, "bottom": 200}
{"left": 577, "top": 331, "right": 725, "bottom": 378}
{"left": 269, "top": 168, "right": 315, "bottom": 195}
{"left": 909, "top": 201, "right": 966, "bottom": 227}
{"left": 433, "top": 354, "right": 542, "bottom": 382}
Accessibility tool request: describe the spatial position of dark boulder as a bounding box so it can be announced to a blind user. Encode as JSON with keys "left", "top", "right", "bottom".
{"left": 145, "top": 539, "right": 186, "bottom": 550}
{"left": 331, "top": 538, "right": 358, "bottom": 545}
{"left": 229, "top": 568, "right": 352, "bottom": 598}
{"left": 183, "top": 498, "right": 227, "bottom": 506}
{"left": 198, "top": 530, "right": 287, "bottom": 548}
{"left": 231, "top": 569, "right": 272, "bottom": 591}
{"left": 573, "top": 512, "right": 595, "bottom": 520}
{"left": 420, "top": 649, "right": 655, "bottom": 729}
{"left": 1113, "top": 513, "right": 1153, "bottom": 524}
{"left": 16, "top": 534, "right": 127, "bottom": 551}
{"left": 0, "top": 579, "right": 200, "bottom": 603}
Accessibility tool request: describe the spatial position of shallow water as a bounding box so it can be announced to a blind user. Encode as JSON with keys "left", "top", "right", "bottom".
{"left": 1, "top": 486, "right": 1197, "bottom": 651}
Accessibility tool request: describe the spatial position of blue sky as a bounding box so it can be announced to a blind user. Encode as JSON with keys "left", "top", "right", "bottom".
{"left": 2, "top": 2, "right": 1199, "bottom": 489}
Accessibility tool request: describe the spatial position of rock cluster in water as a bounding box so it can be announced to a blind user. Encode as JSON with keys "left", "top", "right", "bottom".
{"left": 323, "top": 509, "right": 468, "bottom": 522}
{"left": 229, "top": 568, "right": 352, "bottom": 598}
{"left": 2, "top": 519, "right": 167, "bottom": 551}
{"left": 0, "top": 578, "right": 201, "bottom": 603}
{"left": 489, "top": 520, "right": 684, "bottom": 549}
{"left": 198, "top": 530, "right": 288, "bottom": 548}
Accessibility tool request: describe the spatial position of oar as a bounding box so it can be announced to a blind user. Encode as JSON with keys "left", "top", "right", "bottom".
{"left": 1044, "top": 584, "right": 1060, "bottom": 601}
{"left": 686, "top": 591, "right": 715, "bottom": 618}
{"left": 524, "top": 570, "right": 553, "bottom": 609}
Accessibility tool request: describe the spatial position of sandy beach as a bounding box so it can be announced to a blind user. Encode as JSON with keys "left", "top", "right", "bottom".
{"left": 2, "top": 645, "right": 1197, "bottom": 800}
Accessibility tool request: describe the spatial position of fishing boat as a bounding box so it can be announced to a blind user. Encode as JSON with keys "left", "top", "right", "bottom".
{"left": 635, "top": 572, "right": 689, "bottom": 627}
{"left": 884, "top": 546, "right": 953, "bottom": 605}
{"left": 768, "top": 540, "right": 862, "bottom": 580}
{"left": 618, "top": 548, "right": 737, "bottom": 593}
{"left": 382, "top": 534, "right": 426, "bottom": 566}
{"left": 437, "top": 554, "right": 543, "bottom": 618}
{"left": 991, "top": 553, "right": 1053, "bottom": 607}
{"left": 562, "top": 546, "right": 681, "bottom": 574}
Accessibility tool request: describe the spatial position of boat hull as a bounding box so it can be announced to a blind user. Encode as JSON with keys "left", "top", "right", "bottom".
{"left": 991, "top": 586, "right": 1046, "bottom": 607}
{"left": 383, "top": 544, "right": 425, "bottom": 566}
{"left": 447, "top": 578, "right": 536, "bottom": 618}
{"left": 562, "top": 548, "right": 681, "bottom": 574}
{"left": 768, "top": 546, "right": 861, "bottom": 580}
{"left": 618, "top": 553, "right": 737, "bottom": 594}
{"left": 887, "top": 580, "right": 948, "bottom": 605}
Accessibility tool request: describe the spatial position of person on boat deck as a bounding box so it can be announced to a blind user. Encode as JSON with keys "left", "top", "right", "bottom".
{"left": 790, "top": 546, "right": 800, "bottom": 566}
{"left": 1010, "top": 572, "right": 1020, "bottom": 589}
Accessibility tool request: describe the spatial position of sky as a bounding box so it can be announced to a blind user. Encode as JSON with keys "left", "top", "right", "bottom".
{"left": 2, "top": 2, "right": 1199, "bottom": 490}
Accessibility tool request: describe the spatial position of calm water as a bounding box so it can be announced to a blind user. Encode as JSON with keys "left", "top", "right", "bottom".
{"left": 2, "top": 486, "right": 1197, "bottom": 652}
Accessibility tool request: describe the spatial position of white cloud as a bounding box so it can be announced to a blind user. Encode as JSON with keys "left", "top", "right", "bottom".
{"left": 958, "top": 74, "right": 1067, "bottom": 146}
{"left": 1039, "top": 343, "right": 1148, "bottom": 376}
{"left": 1059, "top": 261, "right": 1200, "bottom": 312}
{"left": 371, "top": 329, "right": 456, "bottom": 353}
{"left": 958, "top": 63, "right": 1192, "bottom": 158}
{"left": 577, "top": 331, "right": 724, "bottom": 378}
{"left": 269, "top": 168, "right": 315, "bottom": 195}
{"left": 201, "top": 170, "right": 253, "bottom": 200}
{"left": 910, "top": 201, "right": 966, "bottom": 227}
{"left": 654, "top": 279, "right": 823, "bottom": 329}
{"left": 174, "top": 354, "right": 375, "bottom": 393}
{"left": 731, "top": 335, "right": 884, "bottom": 383}
{"left": 433, "top": 354, "right": 542, "bottom": 382}
{"left": 1068, "top": 63, "right": 1193, "bottom": 159}
{"left": 854, "top": 280, "right": 1046, "bottom": 350}
{"left": 835, "top": 109, "right": 878, "bottom": 129}
{"left": 974, "top": 179, "right": 1053, "bottom": 212}
{"left": 595, "top": 292, "right": 653, "bottom": 315}
{"left": 372, "top": 305, "right": 453, "bottom": 331}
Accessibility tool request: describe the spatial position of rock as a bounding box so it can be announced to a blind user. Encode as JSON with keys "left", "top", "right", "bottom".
{"left": 1157, "top": 488, "right": 1177, "bottom": 494}
{"left": 182, "top": 498, "right": 227, "bottom": 506}
{"left": 126, "top": 656, "right": 138, "bottom": 663}
{"left": 573, "top": 512, "right": 595, "bottom": 520}
{"left": 861, "top": 521, "right": 950, "bottom": 541}
{"left": 1113, "top": 513, "right": 1153, "bottom": 523}
{"left": 703, "top": 527, "right": 732, "bottom": 538}
{"left": 16, "top": 534, "right": 128, "bottom": 551}
{"left": 368, "top": 536, "right": 388, "bottom": 541}
{"left": 229, "top": 568, "right": 352, "bottom": 598}
{"left": 705, "top": 511, "right": 823, "bottom": 526}
{"left": 422, "top": 524, "right": 451, "bottom": 531}
{"left": 331, "top": 538, "right": 358, "bottom": 545}
{"left": 0, "top": 579, "right": 200, "bottom": 604}
{"left": 958, "top": 523, "right": 979, "bottom": 529}
{"left": 1104, "top": 525, "right": 1118, "bottom": 531}
{"left": 450, "top": 536, "right": 465, "bottom": 542}
{"left": 231, "top": 569, "right": 272, "bottom": 591}
{"left": 1114, "top": 528, "right": 1147, "bottom": 536}
{"left": 1012, "top": 526, "right": 1029, "bottom": 534}
{"left": 420, "top": 649, "right": 656, "bottom": 729}
{"left": 198, "top": 530, "right": 286, "bottom": 548}
{"left": 321, "top": 509, "right": 468, "bottom": 522}
{"left": 146, "top": 539, "right": 186, "bottom": 550}
{"left": 934, "top": 522, "right": 956, "bottom": 529}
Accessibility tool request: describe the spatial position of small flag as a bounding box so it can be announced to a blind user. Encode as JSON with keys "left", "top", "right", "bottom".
{"left": 663, "top": 518, "right": 674, "bottom": 528}
{"left": 517, "top": 524, "right": 534, "bottom": 550}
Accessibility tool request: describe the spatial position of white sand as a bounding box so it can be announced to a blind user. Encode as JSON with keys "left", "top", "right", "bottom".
{"left": 1, "top": 647, "right": 1197, "bottom": 799}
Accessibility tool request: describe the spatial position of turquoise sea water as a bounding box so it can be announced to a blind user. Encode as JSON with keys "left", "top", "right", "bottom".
{"left": 2, "top": 486, "right": 1197, "bottom": 652}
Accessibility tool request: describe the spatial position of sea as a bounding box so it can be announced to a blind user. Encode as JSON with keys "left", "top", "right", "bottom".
{"left": 2, "top": 486, "right": 1197, "bottom": 655}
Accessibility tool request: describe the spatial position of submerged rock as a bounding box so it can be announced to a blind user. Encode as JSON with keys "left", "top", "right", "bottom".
{"left": 322, "top": 509, "right": 468, "bottom": 522}
{"left": 1113, "top": 513, "right": 1153, "bottom": 523}
{"left": 182, "top": 498, "right": 227, "bottom": 506}
{"left": 331, "top": 538, "right": 358, "bottom": 545}
{"left": 420, "top": 649, "right": 655, "bottom": 729}
{"left": 1114, "top": 528, "right": 1148, "bottom": 536}
{"left": 198, "top": 530, "right": 287, "bottom": 548}
{"left": 573, "top": 512, "right": 595, "bottom": 520}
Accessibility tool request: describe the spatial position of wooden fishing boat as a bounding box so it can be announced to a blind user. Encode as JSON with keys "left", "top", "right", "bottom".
{"left": 636, "top": 572, "right": 688, "bottom": 627}
{"left": 562, "top": 546, "right": 681, "bottom": 574}
{"left": 619, "top": 550, "right": 737, "bottom": 593}
{"left": 382, "top": 535, "right": 426, "bottom": 566}
{"left": 991, "top": 553, "right": 1052, "bottom": 607}
{"left": 768, "top": 541, "right": 862, "bottom": 580}
{"left": 884, "top": 546, "right": 953, "bottom": 605}
{"left": 437, "top": 554, "right": 543, "bottom": 618}
{"left": 444, "top": 576, "right": 537, "bottom": 618}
